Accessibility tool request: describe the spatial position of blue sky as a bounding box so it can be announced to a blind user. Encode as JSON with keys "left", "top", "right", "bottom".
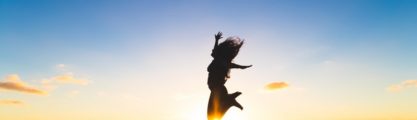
{"left": 1, "top": 0, "right": 417, "bottom": 120}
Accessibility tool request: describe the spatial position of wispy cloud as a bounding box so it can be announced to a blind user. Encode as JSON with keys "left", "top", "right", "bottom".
{"left": 0, "top": 74, "right": 46, "bottom": 95}
{"left": 42, "top": 64, "right": 89, "bottom": 90}
{"left": 264, "top": 81, "right": 289, "bottom": 91}
{"left": 56, "top": 64, "right": 66, "bottom": 69}
{"left": 41, "top": 73, "right": 88, "bottom": 89}
{"left": 51, "top": 73, "right": 89, "bottom": 85}
{"left": 0, "top": 99, "right": 24, "bottom": 105}
{"left": 387, "top": 80, "right": 417, "bottom": 92}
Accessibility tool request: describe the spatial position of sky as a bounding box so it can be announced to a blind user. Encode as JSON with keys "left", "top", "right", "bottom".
{"left": 1, "top": 0, "right": 417, "bottom": 120}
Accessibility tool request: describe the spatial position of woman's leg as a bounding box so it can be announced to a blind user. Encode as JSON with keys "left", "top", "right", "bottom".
{"left": 207, "top": 85, "right": 228, "bottom": 120}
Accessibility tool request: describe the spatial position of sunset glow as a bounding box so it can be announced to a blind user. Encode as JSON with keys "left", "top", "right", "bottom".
{"left": 1, "top": 0, "right": 417, "bottom": 120}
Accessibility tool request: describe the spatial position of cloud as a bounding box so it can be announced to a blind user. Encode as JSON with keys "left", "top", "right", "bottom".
{"left": 387, "top": 80, "right": 417, "bottom": 92}
{"left": 41, "top": 64, "right": 89, "bottom": 92}
{"left": 52, "top": 73, "right": 89, "bottom": 85}
{"left": 56, "top": 64, "right": 66, "bottom": 68}
{"left": 56, "top": 64, "right": 66, "bottom": 70}
{"left": 264, "top": 82, "right": 289, "bottom": 91}
{"left": 0, "top": 99, "right": 24, "bottom": 105}
{"left": 42, "top": 73, "right": 89, "bottom": 88}
{"left": 0, "top": 74, "right": 46, "bottom": 95}
{"left": 50, "top": 64, "right": 89, "bottom": 85}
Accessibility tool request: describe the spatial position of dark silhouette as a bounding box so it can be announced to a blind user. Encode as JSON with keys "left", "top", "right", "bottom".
{"left": 207, "top": 32, "right": 252, "bottom": 120}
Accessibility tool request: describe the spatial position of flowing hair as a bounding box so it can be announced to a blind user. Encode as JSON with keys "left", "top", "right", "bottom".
{"left": 215, "top": 36, "right": 244, "bottom": 61}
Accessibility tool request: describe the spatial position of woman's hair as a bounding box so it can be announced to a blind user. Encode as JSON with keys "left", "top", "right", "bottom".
{"left": 212, "top": 36, "right": 244, "bottom": 79}
{"left": 214, "top": 36, "right": 244, "bottom": 61}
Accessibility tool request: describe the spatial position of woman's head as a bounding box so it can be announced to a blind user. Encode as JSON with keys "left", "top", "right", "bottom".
{"left": 214, "top": 36, "right": 244, "bottom": 61}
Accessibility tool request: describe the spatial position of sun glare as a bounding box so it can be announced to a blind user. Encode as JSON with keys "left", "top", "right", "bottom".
{"left": 222, "top": 108, "right": 246, "bottom": 120}
{"left": 186, "top": 105, "right": 246, "bottom": 120}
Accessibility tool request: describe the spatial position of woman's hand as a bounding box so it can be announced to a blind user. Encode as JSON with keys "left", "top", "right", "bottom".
{"left": 215, "top": 32, "right": 223, "bottom": 40}
{"left": 240, "top": 65, "right": 252, "bottom": 69}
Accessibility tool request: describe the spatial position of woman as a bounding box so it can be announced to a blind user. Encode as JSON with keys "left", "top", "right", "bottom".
{"left": 207, "top": 32, "right": 252, "bottom": 120}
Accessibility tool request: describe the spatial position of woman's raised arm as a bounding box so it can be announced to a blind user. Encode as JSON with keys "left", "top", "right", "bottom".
{"left": 214, "top": 31, "right": 223, "bottom": 49}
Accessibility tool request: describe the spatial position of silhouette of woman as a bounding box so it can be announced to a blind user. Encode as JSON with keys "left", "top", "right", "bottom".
{"left": 207, "top": 32, "right": 252, "bottom": 120}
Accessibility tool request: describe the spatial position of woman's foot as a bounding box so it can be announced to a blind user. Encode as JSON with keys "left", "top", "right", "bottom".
{"left": 230, "top": 92, "right": 243, "bottom": 110}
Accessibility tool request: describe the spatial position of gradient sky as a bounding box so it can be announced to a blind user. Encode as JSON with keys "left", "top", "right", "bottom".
{"left": 1, "top": 0, "right": 417, "bottom": 120}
